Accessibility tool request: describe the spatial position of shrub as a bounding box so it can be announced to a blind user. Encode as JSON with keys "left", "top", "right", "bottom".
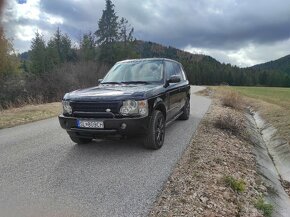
{"left": 221, "top": 90, "right": 243, "bottom": 110}
{"left": 254, "top": 197, "right": 273, "bottom": 217}
{"left": 214, "top": 113, "right": 241, "bottom": 135}
{"left": 0, "top": 74, "right": 25, "bottom": 109}
{"left": 224, "top": 175, "right": 246, "bottom": 193}
{"left": 0, "top": 61, "right": 109, "bottom": 110}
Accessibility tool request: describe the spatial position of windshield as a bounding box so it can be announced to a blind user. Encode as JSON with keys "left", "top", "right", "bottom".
{"left": 102, "top": 60, "right": 164, "bottom": 84}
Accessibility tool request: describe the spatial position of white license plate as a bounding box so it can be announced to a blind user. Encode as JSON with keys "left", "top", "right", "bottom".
{"left": 77, "top": 120, "right": 104, "bottom": 129}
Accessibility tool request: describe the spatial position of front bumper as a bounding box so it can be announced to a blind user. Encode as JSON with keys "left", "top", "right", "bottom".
{"left": 58, "top": 115, "right": 150, "bottom": 138}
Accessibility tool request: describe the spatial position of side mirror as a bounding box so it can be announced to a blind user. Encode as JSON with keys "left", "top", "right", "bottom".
{"left": 98, "top": 79, "right": 103, "bottom": 84}
{"left": 168, "top": 75, "right": 181, "bottom": 84}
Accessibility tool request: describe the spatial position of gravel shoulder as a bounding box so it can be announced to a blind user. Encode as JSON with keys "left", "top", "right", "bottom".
{"left": 149, "top": 90, "right": 267, "bottom": 217}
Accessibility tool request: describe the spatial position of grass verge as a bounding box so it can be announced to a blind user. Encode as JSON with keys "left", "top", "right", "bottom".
{"left": 224, "top": 86, "right": 290, "bottom": 147}
{"left": 0, "top": 102, "right": 61, "bottom": 129}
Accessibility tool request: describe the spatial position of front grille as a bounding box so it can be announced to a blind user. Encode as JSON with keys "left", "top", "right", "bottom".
{"left": 71, "top": 101, "right": 121, "bottom": 118}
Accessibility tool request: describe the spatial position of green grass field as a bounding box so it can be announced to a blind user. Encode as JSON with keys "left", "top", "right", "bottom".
{"left": 232, "top": 86, "right": 290, "bottom": 109}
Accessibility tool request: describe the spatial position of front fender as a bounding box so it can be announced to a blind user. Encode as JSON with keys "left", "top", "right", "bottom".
{"left": 152, "top": 97, "right": 167, "bottom": 118}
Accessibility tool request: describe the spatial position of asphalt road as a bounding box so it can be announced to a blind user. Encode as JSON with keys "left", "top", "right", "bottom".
{"left": 0, "top": 86, "right": 211, "bottom": 217}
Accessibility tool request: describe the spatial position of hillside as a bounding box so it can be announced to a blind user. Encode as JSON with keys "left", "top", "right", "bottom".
{"left": 134, "top": 40, "right": 208, "bottom": 62}
{"left": 133, "top": 41, "right": 235, "bottom": 85}
{"left": 251, "top": 54, "right": 290, "bottom": 75}
{"left": 133, "top": 41, "right": 290, "bottom": 87}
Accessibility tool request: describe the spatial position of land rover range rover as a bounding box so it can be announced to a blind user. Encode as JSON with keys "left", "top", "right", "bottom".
{"left": 59, "top": 58, "right": 190, "bottom": 149}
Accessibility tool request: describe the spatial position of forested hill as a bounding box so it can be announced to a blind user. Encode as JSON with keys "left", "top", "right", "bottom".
{"left": 133, "top": 41, "right": 290, "bottom": 87}
{"left": 17, "top": 39, "right": 290, "bottom": 87}
{"left": 134, "top": 40, "right": 209, "bottom": 62}
{"left": 251, "top": 54, "right": 290, "bottom": 75}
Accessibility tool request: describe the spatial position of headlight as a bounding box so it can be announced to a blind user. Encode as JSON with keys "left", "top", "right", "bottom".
{"left": 120, "top": 100, "right": 148, "bottom": 116}
{"left": 62, "top": 100, "right": 72, "bottom": 114}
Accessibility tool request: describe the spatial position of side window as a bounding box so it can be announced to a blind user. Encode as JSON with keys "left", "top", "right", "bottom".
{"left": 172, "top": 63, "right": 183, "bottom": 80}
{"left": 180, "top": 65, "right": 187, "bottom": 80}
{"left": 165, "top": 61, "right": 184, "bottom": 81}
{"left": 165, "top": 61, "right": 175, "bottom": 80}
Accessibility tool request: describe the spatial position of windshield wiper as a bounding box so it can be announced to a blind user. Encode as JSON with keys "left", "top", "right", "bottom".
{"left": 122, "top": 81, "right": 150, "bottom": 84}
{"left": 101, "top": 82, "right": 123, "bottom": 85}
{"left": 101, "top": 81, "right": 151, "bottom": 85}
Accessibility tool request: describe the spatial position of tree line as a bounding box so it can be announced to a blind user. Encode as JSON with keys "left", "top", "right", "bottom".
{"left": 0, "top": 0, "right": 289, "bottom": 109}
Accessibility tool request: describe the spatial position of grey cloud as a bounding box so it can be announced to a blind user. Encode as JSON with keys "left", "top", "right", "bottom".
{"left": 40, "top": 0, "right": 104, "bottom": 31}
{"left": 113, "top": 0, "right": 290, "bottom": 49}
{"left": 41, "top": 0, "right": 97, "bottom": 22}
{"left": 9, "top": 0, "right": 290, "bottom": 49}
{"left": 3, "top": 0, "right": 290, "bottom": 65}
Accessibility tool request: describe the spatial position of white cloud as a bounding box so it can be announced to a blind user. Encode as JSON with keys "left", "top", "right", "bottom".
{"left": 15, "top": 25, "right": 39, "bottom": 41}
{"left": 14, "top": 0, "right": 41, "bottom": 21}
{"left": 185, "top": 38, "right": 290, "bottom": 67}
{"left": 46, "top": 16, "right": 64, "bottom": 25}
{"left": 2, "top": 0, "right": 68, "bottom": 52}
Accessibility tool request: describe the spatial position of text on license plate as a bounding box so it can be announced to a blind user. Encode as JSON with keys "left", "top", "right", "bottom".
{"left": 77, "top": 120, "right": 104, "bottom": 129}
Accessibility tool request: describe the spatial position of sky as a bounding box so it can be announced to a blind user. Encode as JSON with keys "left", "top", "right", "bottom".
{"left": 2, "top": 0, "right": 290, "bottom": 67}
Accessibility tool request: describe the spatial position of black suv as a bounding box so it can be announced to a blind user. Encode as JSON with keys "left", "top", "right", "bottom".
{"left": 59, "top": 58, "right": 190, "bottom": 149}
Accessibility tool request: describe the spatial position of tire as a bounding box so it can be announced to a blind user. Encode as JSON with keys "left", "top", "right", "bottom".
{"left": 179, "top": 98, "right": 190, "bottom": 120}
{"left": 144, "top": 110, "right": 165, "bottom": 150}
{"left": 69, "top": 135, "right": 92, "bottom": 144}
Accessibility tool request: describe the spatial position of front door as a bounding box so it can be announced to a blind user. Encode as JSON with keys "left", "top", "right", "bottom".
{"left": 164, "top": 61, "right": 183, "bottom": 121}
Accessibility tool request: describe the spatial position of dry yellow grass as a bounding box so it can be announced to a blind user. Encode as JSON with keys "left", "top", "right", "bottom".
{"left": 0, "top": 102, "right": 61, "bottom": 129}
{"left": 214, "top": 86, "right": 290, "bottom": 146}
{"left": 219, "top": 89, "right": 244, "bottom": 110}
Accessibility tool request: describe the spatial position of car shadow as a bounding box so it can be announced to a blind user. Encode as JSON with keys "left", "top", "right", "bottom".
{"left": 67, "top": 119, "right": 180, "bottom": 154}
{"left": 59, "top": 136, "right": 155, "bottom": 166}
{"left": 73, "top": 136, "right": 145, "bottom": 151}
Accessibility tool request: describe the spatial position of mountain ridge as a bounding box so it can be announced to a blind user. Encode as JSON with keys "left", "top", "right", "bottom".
{"left": 251, "top": 54, "right": 290, "bottom": 75}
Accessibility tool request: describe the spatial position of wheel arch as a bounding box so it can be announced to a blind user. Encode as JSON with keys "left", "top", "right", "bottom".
{"left": 152, "top": 97, "right": 166, "bottom": 119}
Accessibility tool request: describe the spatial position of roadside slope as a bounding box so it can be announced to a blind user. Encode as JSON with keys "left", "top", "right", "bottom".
{"left": 149, "top": 90, "right": 268, "bottom": 217}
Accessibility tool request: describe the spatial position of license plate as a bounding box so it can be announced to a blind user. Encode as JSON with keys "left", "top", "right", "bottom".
{"left": 77, "top": 120, "right": 104, "bottom": 129}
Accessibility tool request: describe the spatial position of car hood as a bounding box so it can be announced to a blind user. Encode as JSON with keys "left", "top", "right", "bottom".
{"left": 64, "top": 84, "right": 163, "bottom": 101}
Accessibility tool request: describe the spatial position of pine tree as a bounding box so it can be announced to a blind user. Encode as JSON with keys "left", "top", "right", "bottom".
{"left": 47, "top": 28, "right": 74, "bottom": 68}
{"left": 80, "top": 32, "right": 96, "bottom": 61}
{"left": 95, "top": 0, "right": 119, "bottom": 45}
{"left": 29, "top": 31, "right": 47, "bottom": 74}
{"left": 119, "top": 17, "right": 134, "bottom": 46}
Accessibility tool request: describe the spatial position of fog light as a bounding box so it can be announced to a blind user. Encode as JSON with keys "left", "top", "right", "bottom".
{"left": 120, "top": 123, "right": 127, "bottom": 129}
